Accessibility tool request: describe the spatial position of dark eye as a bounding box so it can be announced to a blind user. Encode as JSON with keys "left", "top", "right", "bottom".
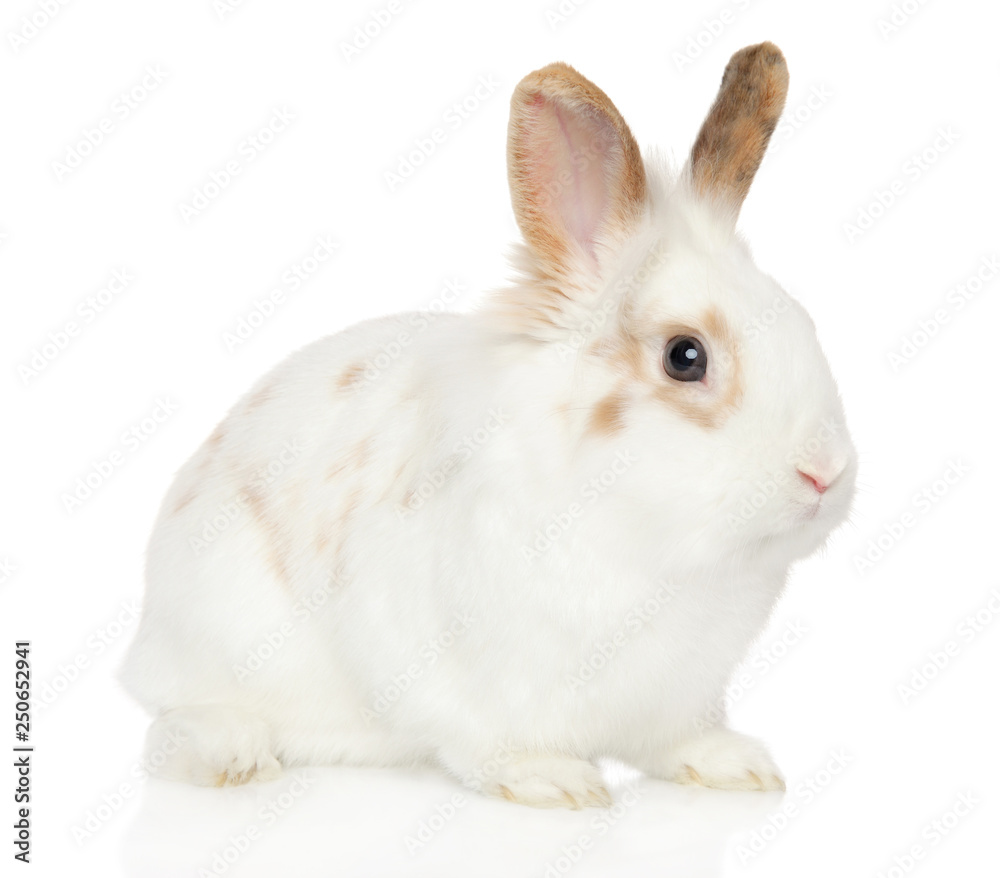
{"left": 662, "top": 336, "right": 707, "bottom": 382}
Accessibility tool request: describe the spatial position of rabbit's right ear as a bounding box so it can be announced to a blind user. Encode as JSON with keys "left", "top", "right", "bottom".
{"left": 507, "top": 63, "right": 648, "bottom": 282}
{"left": 689, "top": 42, "right": 788, "bottom": 221}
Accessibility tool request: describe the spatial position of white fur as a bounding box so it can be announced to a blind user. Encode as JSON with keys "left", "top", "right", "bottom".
{"left": 121, "top": 65, "right": 856, "bottom": 808}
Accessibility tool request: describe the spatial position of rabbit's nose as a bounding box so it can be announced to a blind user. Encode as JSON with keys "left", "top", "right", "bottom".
{"left": 796, "top": 457, "right": 848, "bottom": 494}
{"left": 797, "top": 469, "right": 828, "bottom": 494}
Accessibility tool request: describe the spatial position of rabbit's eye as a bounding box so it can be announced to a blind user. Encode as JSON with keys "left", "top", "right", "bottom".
{"left": 662, "top": 336, "right": 707, "bottom": 382}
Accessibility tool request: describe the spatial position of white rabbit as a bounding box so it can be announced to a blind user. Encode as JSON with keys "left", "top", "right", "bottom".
{"left": 121, "top": 42, "right": 857, "bottom": 808}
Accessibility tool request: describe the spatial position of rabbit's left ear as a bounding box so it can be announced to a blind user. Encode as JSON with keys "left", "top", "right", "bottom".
{"left": 507, "top": 63, "right": 648, "bottom": 279}
{"left": 689, "top": 42, "right": 788, "bottom": 219}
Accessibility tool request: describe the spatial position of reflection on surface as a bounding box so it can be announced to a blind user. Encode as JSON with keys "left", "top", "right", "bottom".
{"left": 121, "top": 760, "right": 780, "bottom": 877}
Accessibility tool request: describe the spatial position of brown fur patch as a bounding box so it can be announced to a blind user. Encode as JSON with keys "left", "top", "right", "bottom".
{"left": 245, "top": 383, "right": 275, "bottom": 412}
{"left": 171, "top": 488, "right": 197, "bottom": 515}
{"left": 601, "top": 323, "right": 645, "bottom": 378}
{"left": 326, "top": 438, "right": 371, "bottom": 483}
{"left": 332, "top": 487, "right": 364, "bottom": 559}
{"left": 351, "top": 438, "right": 371, "bottom": 468}
{"left": 690, "top": 42, "right": 788, "bottom": 212}
{"left": 317, "top": 482, "right": 364, "bottom": 556}
{"left": 377, "top": 460, "right": 410, "bottom": 504}
{"left": 325, "top": 459, "right": 349, "bottom": 483}
{"left": 587, "top": 390, "right": 629, "bottom": 436}
{"left": 400, "top": 487, "right": 416, "bottom": 510}
{"left": 206, "top": 426, "right": 226, "bottom": 449}
{"left": 340, "top": 487, "right": 362, "bottom": 526}
{"left": 314, "top": 514, "right": 342, "bottom": 555}
{"left": 336, "top": 362, "right": 366, "bottom": 391}
{"left": 245, "top": 486, "right": 293, "bottom": 589}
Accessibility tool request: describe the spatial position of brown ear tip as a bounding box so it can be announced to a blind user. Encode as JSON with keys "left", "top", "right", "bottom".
{"left": 752, "top": 41, "right": 786, "bottom": 64}
{"left": 718, "top": 42, "right": 789, "bottom": 104}
{"left": 535, "top": 60, "right": 579, "bottom": 77}
{"left": 726, "top": 41, "right": 787, "bottom": 76}
{"left": 515, "top": 61, "right": 580, "bottom": 94}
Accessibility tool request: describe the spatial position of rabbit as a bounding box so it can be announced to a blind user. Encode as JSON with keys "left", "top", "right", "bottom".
{"left": 120, "top": 41, "right": 857, "bottom": 809}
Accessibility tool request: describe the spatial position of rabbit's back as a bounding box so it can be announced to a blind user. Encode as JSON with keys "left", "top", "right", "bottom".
{"left": 122, "top": 311, "right": 466, "bottom": 713}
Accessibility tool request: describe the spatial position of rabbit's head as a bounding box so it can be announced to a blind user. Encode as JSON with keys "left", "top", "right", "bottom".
{"left": 493, "top": 43, "right": 856, "bottom": 563}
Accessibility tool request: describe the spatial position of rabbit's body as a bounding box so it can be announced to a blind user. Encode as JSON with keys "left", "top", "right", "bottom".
{"left": 123, "top": 44, "right": 857, "bottom": 807}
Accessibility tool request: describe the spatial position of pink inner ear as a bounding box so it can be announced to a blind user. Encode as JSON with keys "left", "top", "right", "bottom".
{"left": 528, "top": 96, "right": 617, "bottom": 263}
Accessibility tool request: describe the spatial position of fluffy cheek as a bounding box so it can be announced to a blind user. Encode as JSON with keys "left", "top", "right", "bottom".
{"left": 620, "top": 425, "right": 748, "bottom": 544}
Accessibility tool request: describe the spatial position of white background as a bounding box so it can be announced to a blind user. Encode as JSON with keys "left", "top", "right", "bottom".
{"left": 2, "top": 0, "right": 998, "bottom": 875}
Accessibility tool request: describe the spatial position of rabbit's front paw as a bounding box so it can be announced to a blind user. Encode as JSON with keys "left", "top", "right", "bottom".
{"left": 145, "top": 705, "right": 283, "bottom": 787}
{"left": 662, "top": 727, "right": 785, "bottom": 792}
{"left": 478, "top": 755, "right": 612, "bottom": 809}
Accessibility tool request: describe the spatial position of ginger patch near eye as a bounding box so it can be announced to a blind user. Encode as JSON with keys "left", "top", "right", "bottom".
{"left": 641, "top": 306, "right": 744, "bottom": 431}
{"left": 587, "top": 390, "right": 629, "bottom": 437}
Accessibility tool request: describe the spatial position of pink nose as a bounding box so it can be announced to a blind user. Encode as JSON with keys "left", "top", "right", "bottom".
{"left": 798, "top": 469, "right": 828, "bottom": 494}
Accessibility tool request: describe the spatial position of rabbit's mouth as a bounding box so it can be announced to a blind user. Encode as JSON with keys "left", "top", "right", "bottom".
{"left": 791, "top": 478, "right": 854, "bottom": 537}
{"left": 749, "top": 475, "right": 854, "bottom": 547}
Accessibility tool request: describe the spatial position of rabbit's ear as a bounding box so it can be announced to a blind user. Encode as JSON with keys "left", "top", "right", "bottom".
{"left": 689, "top": 42, "right": 788, "bottom": 219}
{"left": 508, "top": 63, "right": 648, "bottom": 278}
